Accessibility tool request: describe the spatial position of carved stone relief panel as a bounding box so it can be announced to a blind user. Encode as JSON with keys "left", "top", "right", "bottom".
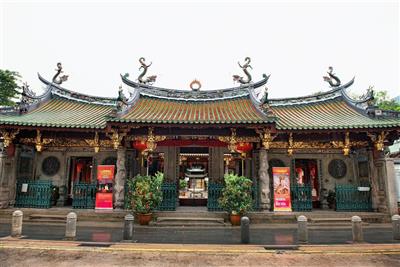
{"left": 42, "top": 156, "right": 61, "bottom": 176}
{"left": 328, "top": 159, "right": 347, "bottom": 179}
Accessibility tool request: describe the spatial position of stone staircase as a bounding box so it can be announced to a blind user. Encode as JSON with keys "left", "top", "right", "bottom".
{"left": 151, "top": 209, "right": 229, "bottom": 227}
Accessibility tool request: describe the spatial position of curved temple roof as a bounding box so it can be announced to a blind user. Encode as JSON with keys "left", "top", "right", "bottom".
{"left": 0, "top": 72, "right": 399, "bottom": 131}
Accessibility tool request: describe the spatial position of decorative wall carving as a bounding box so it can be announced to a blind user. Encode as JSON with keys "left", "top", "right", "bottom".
{"left": 328, "top": 159, "right": 347, "bottom": 179}
{"left": 42, "top": 156, "right": 60, "bottom": 176}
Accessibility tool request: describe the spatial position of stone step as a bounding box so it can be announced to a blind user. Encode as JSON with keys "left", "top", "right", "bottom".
{"left": 154, "top": 211, "right": 227, "bottom": 219}
{"left": 151, "top": 217, "right": 227, "bottom": 227}
{"left": 309, "top": 216, "right": 382, "bottom": 224}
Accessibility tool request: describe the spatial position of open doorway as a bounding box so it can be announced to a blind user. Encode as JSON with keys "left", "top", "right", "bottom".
{"left": 66, "top": 157, "right": 93, "bottom": 205}
{"left": 294, "top": 159, "right": 320, "bottom": 208}
{"left": 178, "top": 147, "right": 209, "bottom": 206}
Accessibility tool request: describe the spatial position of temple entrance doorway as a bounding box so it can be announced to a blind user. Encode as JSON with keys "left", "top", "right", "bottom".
{"left": 178, "top": 147, "right": 209, "bottom": 206}
{"left": 294, "top": 159, "right": 320, "bottom": 209}
{"left": 66, "top": 157, "right": 93, "bottom": 205}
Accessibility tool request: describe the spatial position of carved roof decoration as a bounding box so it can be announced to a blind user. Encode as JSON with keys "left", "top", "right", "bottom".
{"left": 121, "top": 73, "right": 270, "bottom": 102}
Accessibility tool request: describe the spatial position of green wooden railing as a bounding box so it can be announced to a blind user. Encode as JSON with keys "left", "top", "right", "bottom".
{"left": 15, "top": 180, "right": 53, "bottom": 208}
{"left": 291, "top": 184, "right": 312, "bottom": 211}
{"left": 335, "top": 184, "right": 372, "bottom": 211}
{"left": 207, "top": 182, "right": 224, "bottom": 211}
{"left": 72, "top": 183, "right": 96, "bottom": 209}
{"left": 252, "top": 180, "right": 260, "bottom": 211}
{"left": 157, "top": 182, "right": 177, "bottom": 211}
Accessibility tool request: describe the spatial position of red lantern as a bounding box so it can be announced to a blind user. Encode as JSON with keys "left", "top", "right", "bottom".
{"left": 132, "top": 140, "right": 147, "bottom": 152}
{"left": 235, "top": 142, "right": 252, "bottom": 153}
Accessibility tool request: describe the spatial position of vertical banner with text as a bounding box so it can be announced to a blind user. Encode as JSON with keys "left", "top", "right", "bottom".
{"left": 273, "top": 167, "right": 292, "bottom": 211}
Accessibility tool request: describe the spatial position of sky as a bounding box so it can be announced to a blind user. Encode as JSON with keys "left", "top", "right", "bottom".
{"left": 0, "top": 0, "right": 399, "bottom": 99}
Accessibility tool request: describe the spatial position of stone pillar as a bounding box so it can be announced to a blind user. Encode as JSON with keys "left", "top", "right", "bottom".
{"left": 0, "top": 143, "right": 17, "bottom": 208}
{"left": 209, "top": 147, "right": 224, "bottom": 183}
{"left": 380, "top": 158, "right": 398, "bottom": 216}
{"left": 368, "top": 150, "right": 380, "bottom": 211}
{"left": 0, "top": 143, "right": 9, "bottom": 208}
{"left": 114, "top": 147, "right": 126, "bottom": 209}
{"left": 164, "top": 146, "right": 178, "bottom": 182}
{"left": 258, "top": 148, "right": 270, "bottom": 210}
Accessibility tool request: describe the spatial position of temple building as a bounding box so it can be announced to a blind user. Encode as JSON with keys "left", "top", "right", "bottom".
{"left": 0, "top": 60, "right": 399, "bottom": 215}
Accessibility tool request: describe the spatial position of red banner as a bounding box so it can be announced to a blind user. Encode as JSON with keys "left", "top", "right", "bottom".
{"left": 96, "top": 165, "right": 115, "bottom": 210}
{"left": 95, "top": 192, "right": 113, "bottom": 210}
{"left": 273, "top": 167, "right": 292, "bottom": 211}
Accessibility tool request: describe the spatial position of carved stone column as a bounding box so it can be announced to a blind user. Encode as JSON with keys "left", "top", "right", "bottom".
{"left": 0, "top": 143, "right": 9, "bottom": 208}
{"left": 259, "top": 148, "right": 270, "bottom": 210}
{"left": 114, "top": 147, "right": 126, "bottom": 209}
{"left": 209, "top": 147, "right": 224, "bottom": 183}
{"left": 368, "top": 149, "right": 380, "bottom": 211}
{"left": 369, "top": 148, "right": 399, "bottom": 215}
{"left": 0, "top": 143, "right": 17, "bottom": 208}
{"left": 164, "top": 146, "right": 178, "bottom": 182}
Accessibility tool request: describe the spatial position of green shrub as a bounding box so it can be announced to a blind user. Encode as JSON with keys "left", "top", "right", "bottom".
{"left": 179, "top": 179, "right": 187, "bottom": 190}
{"left": 219, "top": 173, "right": 253, "bottom": 215}
{"left": 126, "top": 172, "right": 164, "bottom": 214}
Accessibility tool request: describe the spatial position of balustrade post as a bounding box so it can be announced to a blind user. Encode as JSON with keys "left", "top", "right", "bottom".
{"left": 297, "top": 215, "right": 308, "bottom": 243}
{"left": 351, "top": 216, "right": 363, "bottom": 243}
{"left": 392, "top": 215, "right": 400, "bottom": 240}
{"left": 65, "top": 212, "right": 77, "bottom": 240}
{"left": 241, "top": 216, "right": 250, "bottom": 244}
{"left": 11, "top": 210, "right": 23, "bottom": 237}
{"left": 123, "top": 214, "right": 134, "bottom": 241}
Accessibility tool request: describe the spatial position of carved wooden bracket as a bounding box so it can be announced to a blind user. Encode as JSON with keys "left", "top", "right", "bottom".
{"left": 256, "top": 128, "right": 276, "bottom": 150}
{"left": 106, "top": 129, "right": 126, "bottom": 150}
{"left": 85, "top": 131, "right": 100, "bottom": 153}
{"left": 287, "top": 133, "right": 294, "bottom": 156}
{"left": 367, "top": 131, "right": 388, "bottom": 151}
{"left": 218, "top": 128, "right": 238, "bottom": 153}
{"left": 0, "top": 129, "right": 19, "bottom": 148}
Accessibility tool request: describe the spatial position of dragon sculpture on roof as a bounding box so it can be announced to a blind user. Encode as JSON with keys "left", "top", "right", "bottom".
{"left": 233, "top": 57, "right": 252, "bottom": 84}
{"left": 137, "top": 57, "right": 157, "bottom": 84}
{"left": 52, "top": 63, "right": 69, "bottom": 85}
{"left": 323, "top": 66, "right": 341, "bottom": 87}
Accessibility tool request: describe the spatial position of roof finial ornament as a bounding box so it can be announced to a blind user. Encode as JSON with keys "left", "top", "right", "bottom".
{"left": 323, "top": 66, "right": 341, "bottom": 87}
{"left": 233, "top": 57, "right": 252, "bottom": 84}
{"left": 52, "top": 62, "right": 69, "bottom": 85}
{"left": 116, "top": 85, "right": 128, "bottom": 112}
{"left": 137, "top": 57, "right": 157, "bottom": 84}
{"left": 18, "top": 82, "right": 35, "bottom": 114}
{"left": 190, "top": 79, "right": 202, "bottom": 91}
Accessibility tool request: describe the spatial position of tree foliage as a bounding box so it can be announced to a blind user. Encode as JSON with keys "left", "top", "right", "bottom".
{"left": 373, "top": 90, "right": 400, "bottom": 112}
{"left": 0, "top": 69, "right": 20, "bottom": 106}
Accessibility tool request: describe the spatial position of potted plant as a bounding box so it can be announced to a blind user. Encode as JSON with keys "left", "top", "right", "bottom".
{"left": 219, "top": 173, "right": 253, "bottom": 226}
{"left": 179, "top": 179, "right": 187, "bottom": 196}
{"left": 127, "top": 172, "right": 164, "bottom": 225}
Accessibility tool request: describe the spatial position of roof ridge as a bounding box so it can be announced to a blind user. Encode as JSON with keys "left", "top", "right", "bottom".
{"left": 269, "top": 77, "right": 355, "bottom": 107}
